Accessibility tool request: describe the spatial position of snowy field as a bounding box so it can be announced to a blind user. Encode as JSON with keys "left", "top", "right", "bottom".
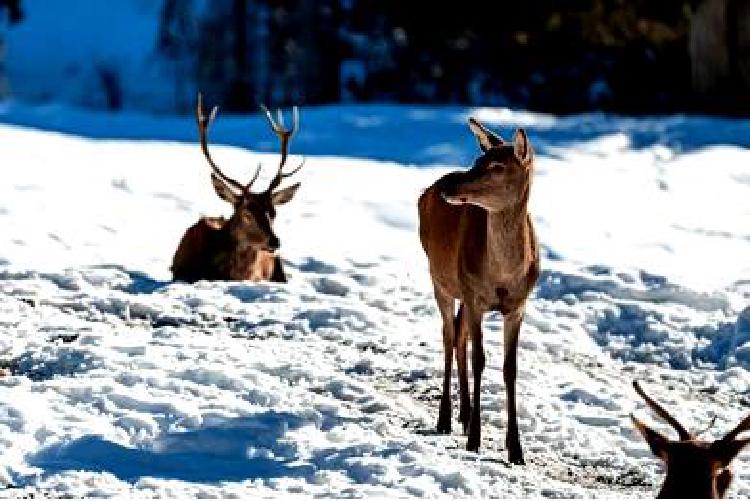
{"left": 0, "top": 103, "right": 749, "bottom": 497}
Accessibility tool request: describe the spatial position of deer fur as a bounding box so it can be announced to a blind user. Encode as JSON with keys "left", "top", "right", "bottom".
{"left": 418, "top": 118, "right": 539, "bottom": 464}
{"left": 632, "top": 380, "right": 750, "bottom": 498}
{"left": 171, "top": 95, "right": 302, "bottom": 283}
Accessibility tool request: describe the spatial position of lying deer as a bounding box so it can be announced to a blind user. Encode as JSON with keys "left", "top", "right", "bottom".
{"left": 632, "top": 380, "right": 750, "bottom": 498}
{"left": 171, "top": 94, "right": 303, "bottom": 283}
{"left": 418, "top": 118, "right": 539, "bottom": 464}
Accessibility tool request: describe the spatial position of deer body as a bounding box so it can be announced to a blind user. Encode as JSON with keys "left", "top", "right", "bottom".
{"left": 418, "top": 120, "right": 538, "bottom": 464}
{"left": 419, "top": 189, "right": 538, "bottom": 313}
{"left": 171, "top": 95, "right": 302, "bottom": 283}
{"left": 171, "top": 216, "right": 284, "bottom": 282}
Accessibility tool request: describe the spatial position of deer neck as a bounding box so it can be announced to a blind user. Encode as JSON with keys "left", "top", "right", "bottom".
{"left": 223, "top": 215, "right": 262, "bottom": 273}
{"left": 485, "top": 191, "right": 532, "bottom": 273}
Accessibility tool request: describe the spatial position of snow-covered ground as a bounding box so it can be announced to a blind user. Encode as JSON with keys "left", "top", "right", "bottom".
{"left": 0, "top": 103, "right": 749, "bottom": 497}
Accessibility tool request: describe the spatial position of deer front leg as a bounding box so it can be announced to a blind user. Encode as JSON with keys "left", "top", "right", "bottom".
{"left": 503, "top": 311, "right": 524, "bottom": 465}
{"left": 270, "top": 256, "right": 287, "bottom": 283}
{"left": 455, "top": 304, "right": 471, "bottom": 434}
{"left": 465, "top": 306, "right": 485, "bottom": 452}
{"left": 434, "top": 287, "right": 455, "bottom": 434}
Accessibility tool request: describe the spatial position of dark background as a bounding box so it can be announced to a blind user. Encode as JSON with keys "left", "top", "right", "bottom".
{"left": 3, "top": 0, "right": 749, "bottom": 115}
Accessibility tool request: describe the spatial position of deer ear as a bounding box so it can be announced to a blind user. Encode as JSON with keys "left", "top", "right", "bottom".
{"left": 271, "top": 182, "right": 300, "bottom": 206}
{"left": 211, "top": 173, "right": 239, "bottom": 205}
{"left": 632, "top": 415, "right": 670, "bottom": 459}
{"left": 513, "top": 128, "right": 533, "bottom": 164}
{"left": 468, "top": 118, "right": 503, "bottom": 152}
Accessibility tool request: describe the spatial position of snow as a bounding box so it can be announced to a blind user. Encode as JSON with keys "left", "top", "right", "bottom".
{"left": 0, "top": 103, "right": 749, "bottom": 497}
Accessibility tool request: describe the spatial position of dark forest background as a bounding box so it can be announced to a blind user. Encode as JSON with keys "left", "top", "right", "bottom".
{"left": 3, "top": 0, "right": 750, "bottom": 115}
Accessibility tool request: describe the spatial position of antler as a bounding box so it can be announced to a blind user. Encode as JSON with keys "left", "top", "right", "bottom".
{"left": 694, "top": 414, "right": 718, "bottom": 438}
{"left": 720, "top": 414, "right": 750, "bottom": 443}
{"left": 196, "top": 93, "right": 260, "bottom": 193}
{"left": 260, "top": 104, "right": 303, "bottom": 193}
{"left": 633, "top": 381, "right": 692, "bottom": 441}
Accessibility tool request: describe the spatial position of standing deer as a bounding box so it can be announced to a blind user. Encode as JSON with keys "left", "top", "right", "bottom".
{"left": 418, "top": 118, "right": 539, "bottom": 464}
{"left": 631, "top": 380, "right": 750, "bottom": 498}
{"left": 171, "top": 94, "right": 303, "bottom": 283}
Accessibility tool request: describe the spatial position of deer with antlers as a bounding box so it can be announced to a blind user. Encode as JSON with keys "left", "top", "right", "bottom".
{"left": 171, "top": 94, "right": 303, "bottom": 283}
{"left": 631, "top": 381, "right": 750, "bottom": 498}
{"left": 418, "top": 118, "right": 539, "bottom": 464}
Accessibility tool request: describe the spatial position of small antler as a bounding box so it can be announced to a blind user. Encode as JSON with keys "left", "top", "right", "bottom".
{"left": 633, "top": 381, "right": 692, "bottom": 441}
{"left": 260, "top": 104, "right": 303, "bottom": 193}
{"left": 243, "top": 162, "right": 262, "bottom": 192}
{"left": 720, "top": 414, "right": 750, "bottom": 443}
{"left": 695, "top": 414, "right": 718, "bottom": 438}
{"left": 196, "top": 93, "right": 260, "bottom": 193}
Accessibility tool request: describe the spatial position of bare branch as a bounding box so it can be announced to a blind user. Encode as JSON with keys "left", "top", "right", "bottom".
{"left": 633, "top": 381, "right": 692, "bottom": 441}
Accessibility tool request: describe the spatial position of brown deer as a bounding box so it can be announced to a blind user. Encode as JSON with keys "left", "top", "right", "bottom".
{"left": 171, "top": 94, "right": 303, "bottom": 283}
{"left": 631, "top": 380, "right": 750, "bottom": 498}
{"left": 417, "top": 118, "right": 539, "bottom": 464}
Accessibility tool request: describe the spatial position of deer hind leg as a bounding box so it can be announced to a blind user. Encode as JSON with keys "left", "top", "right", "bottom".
{"left": 503, "top": 311, "right": 524, "bottom": 465}
{"left": 455, "top": 304, "right": 471, "bottom": 434}
{"left": 465, "top": 305, "right": 484, "bottom": 452}
{"left": 433, "top": 286, "right": 456, "bottom": 434}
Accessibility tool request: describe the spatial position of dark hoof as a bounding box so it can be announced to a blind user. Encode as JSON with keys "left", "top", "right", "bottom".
{"left": 508, "top": 445, "right": 525, "bottom": 465}
{"left": 436, "top": 419, "right": 451, "bottom": 435}
{"left": 466, "top": 436, "right": 480, "bottom": 452}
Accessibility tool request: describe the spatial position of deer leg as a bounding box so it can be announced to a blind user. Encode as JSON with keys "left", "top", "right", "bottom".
{"left": 270, "top": 256, "right": 287, "bottom": 283}
{"left": 434, "top": 287, "right": 455, "bottom": 434}
{"left": 455, "top": 304, "right": 471, "bottom": 434}
{"left": 465, "top": 306, "right": 484, "bottom": 452}
{"left": 503, "top": 312, "right": 524, "bottom": 465}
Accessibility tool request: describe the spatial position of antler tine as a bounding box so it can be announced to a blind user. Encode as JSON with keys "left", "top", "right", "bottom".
{"left": 721, "top": 414, "right": 750, "bottom": 443}
{"left": 695, "top": 414, "right": 718, "bottom": 438}
{"left": 196, "top": 93, "right": 243, "bottom": 191}
{"left": 259, "top": 103, "right": 304, "bottom": 193}
{"left": 283, "top": 157, "right": 305, "bottom": 179}
{"left": 291, "top": 106, "right": 300, "bottom": 138}
{"left": 260, "top": 104, "right": 280, "bottom": 133}
{"left": 244, "top": 163, "right": 262, "bottom": 192}
{"left": 266, "top": 155, "right": 305, "bottom": 194}
{"left": 633, "top": 381, "right": 692, "bottom": 440}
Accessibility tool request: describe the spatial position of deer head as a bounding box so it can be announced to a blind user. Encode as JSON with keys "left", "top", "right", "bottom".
{"left": 631, "top": 380, "right": 750, "bottom": 498}
{"left": 441, "top": 118, "right": 534, "bottom": 212}
{"left": 196, "top": 93, "right": 303, "bottom": 253}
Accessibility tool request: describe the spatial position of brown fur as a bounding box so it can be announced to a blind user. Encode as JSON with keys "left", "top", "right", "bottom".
{"left": 418, "top": 121, "right": 539, "bottom": 464}
{"left": 171, "top": 94, "right": 301, "bottom": 284}
{"left": 631, "top": 381, "right": 750, "bottom": 498}
{"left": 171, "top": 216, "right": 283, "bottom": 283}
